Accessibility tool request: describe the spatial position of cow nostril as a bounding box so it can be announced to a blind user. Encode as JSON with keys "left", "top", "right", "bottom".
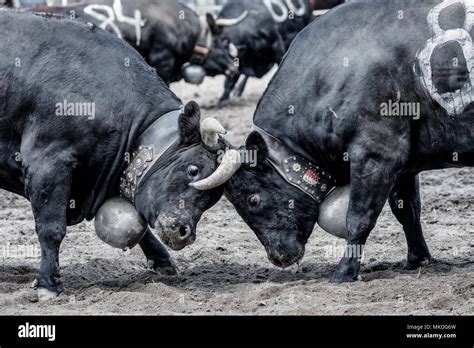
{"left": 178, "top": 225, "right": 191, "bottom": 240}
{"left": 271, "top": 258, "right": 283, "bottom": 267}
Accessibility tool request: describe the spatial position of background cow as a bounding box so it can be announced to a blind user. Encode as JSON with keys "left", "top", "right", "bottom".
{"left": 310, "top": 0, "right": 345, "bottom": 10}
{"left": 205, "top": 0, "right": 313, "bottom": 102}
{"left": 29, "top": 0, "right": 238, "bottom": 85}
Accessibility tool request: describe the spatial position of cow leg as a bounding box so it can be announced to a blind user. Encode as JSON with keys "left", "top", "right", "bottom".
{"left": 233, "top": 75, "right": 249, "bottom": 98}
{"left": 24, "top": 160, "right": 72, "bottom": 300}
{"left": 389, "top": 174, "right": 432, "bottom": 269}
{"left": 330, "top": 156, "right": 400, "bottom": 283}
{"left": 139, "top": 228, "right": 178, "bottom": 275}
{"left": 219, "top": 74, "right": 240, "bottom": 102}
{"left": 148, "top": 48, "right": 176, "bottom": 85}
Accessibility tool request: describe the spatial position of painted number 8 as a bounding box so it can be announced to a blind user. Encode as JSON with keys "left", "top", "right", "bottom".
{"left": 417, "top": 0, "right": 474, "bottom": 116}
{"left": 263, "top": 0, "right": 307, "bottom": 23}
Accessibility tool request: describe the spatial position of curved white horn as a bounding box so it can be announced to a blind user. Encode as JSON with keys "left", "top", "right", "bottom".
{"left": 201, "top": 118, "right": 227, "bottom": 147}
{"left": 215, "top": 10, "right": 249, "bottom": 27}
{"left": 190, "top": 150, "right": 241, "bottom": 190}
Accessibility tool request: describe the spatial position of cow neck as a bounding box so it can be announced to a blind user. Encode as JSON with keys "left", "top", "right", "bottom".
{"left": 251, "top": 125, "right": 337, "bottom": 203}
{"left": 120, "top": 110, "right": 181, "bottom": 202}
{"left": 190, "top": 17, "right": 213, "bottom": 64}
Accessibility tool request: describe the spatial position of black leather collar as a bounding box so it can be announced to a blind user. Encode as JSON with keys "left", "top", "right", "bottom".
{"left": 252, "top": 125, "right": 336, "bottom": 203}
{"left": 120, "top": 110, "right": 181, "bottom": 202}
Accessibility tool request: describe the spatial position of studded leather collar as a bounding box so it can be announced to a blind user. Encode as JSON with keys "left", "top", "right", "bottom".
{"left": 252, "top": 125, "right": 336, "bottom": 203}
{"left": 120, "top": 110, "right": 181, "bottom": 202}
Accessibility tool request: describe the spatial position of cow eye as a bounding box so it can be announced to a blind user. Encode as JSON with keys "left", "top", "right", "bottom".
{"left": 187, "top": 165, "right": 200, "bottom": 178}
{"left": 247, "top": 194, "right": 261, "bottom": 207}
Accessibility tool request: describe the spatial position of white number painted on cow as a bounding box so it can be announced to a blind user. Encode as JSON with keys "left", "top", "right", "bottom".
{"left": 416, "top": 0, "right": 474, "bottom": 116}
{"left": 84, "top": 0, "right": 146, "bottom": 46}
{"left": 263, "top": 0, "right": 306, "bottom": 23}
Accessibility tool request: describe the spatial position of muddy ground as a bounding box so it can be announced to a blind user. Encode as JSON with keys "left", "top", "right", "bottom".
{"left": 0, "top": 72, "right": 472, "bottom": 315}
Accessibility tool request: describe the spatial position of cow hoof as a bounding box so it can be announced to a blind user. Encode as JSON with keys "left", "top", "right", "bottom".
{"left": 403, "top": 258, "right": 432, "bottom": 270}
{"left": 38, "top": 288, "right": 60, "bottom": 302}
{"left": 329, "top": 273, "right": 360, "bottom": 284}
{"left": 155, "top": 264, "right": 179, "bottom": 276}
{"left": 31, "top": 278, "right": 39, "bottom": 289}
{"left": 403, "top": 253, "right": 432, "bottom": 270}
{"left": 217, "top": 98, "right": 231, "bottom": 107}
{"left": 147, "top": 258, "right": 179, "bottom": 276}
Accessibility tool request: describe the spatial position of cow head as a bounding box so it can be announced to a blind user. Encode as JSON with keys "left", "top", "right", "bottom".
{"left": 202, "top": 12, "right": 248, "bottom": 77}
{"left": 191, "top": 131, "right": 320, "bottom": 268}
{"left": 133, "top": 102, "right": 235, "bottom": 250}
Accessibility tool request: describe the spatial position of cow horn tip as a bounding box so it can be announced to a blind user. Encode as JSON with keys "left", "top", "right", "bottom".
{"left": 189, "top": 182, "right": 205, "bottom": 191}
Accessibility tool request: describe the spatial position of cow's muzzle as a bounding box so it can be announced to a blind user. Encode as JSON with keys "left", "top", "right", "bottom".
{"left": 267, "top": 246, "right": 305, "bottom": 269}
{"left": 154, "top": 213, "right": 195, "bottom": 251}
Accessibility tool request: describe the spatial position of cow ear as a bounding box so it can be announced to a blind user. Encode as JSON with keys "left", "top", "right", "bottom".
{"left": 245, "top": 131, "right": 269, "bottom": 166}
{"left": 206, "top": 13, "right": 222, "bottom": 35}
{"left": 179, "top": 101, "right": 201, "bottom": 144}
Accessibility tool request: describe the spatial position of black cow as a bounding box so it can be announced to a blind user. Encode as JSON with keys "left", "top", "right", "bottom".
{"left": 205, "top": 0, "right": 313, "bottom": 102}
{"left": 0, "top": 9, "right": 231, "bottom": 299}
{"left": 310, "top": 0, "right": 345, "bottom": 10}
{"left": 188, "top": 0, "right": 474, "bottom": 282}
{"left": 29, "top": 0, "right": 238, "bottom": 85}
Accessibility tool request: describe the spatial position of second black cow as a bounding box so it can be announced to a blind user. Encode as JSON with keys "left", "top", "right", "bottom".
{"left": 31, "top": 0, "right": 238, "bottom": 85}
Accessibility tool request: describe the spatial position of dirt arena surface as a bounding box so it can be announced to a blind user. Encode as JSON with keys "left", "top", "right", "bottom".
{"left": 0, "top": 72, "right": 473, "bottom": 315}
